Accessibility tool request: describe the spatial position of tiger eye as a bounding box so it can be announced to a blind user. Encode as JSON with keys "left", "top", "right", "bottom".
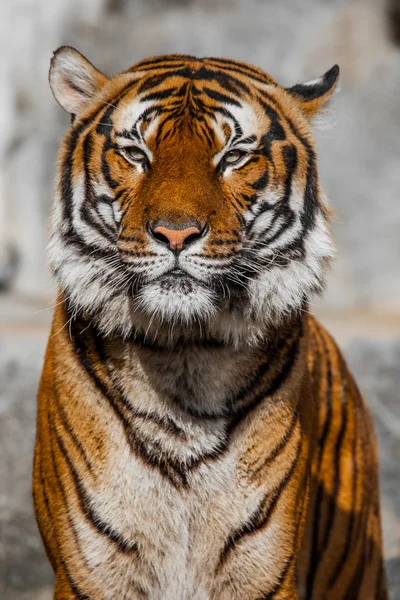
{"left": 124, "top": 146, "right": 147, "bottom": 161}
{"left": 223, "top": 149, "right": 246, "bottom": 165}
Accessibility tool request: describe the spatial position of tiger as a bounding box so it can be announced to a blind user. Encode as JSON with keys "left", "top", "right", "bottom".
{"left": 33, "top": 46, "right": 388, "bottom": 600}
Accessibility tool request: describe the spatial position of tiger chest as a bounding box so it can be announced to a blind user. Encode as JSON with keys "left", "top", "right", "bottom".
{"left": 73, "top": 414, "right": 271, "bottom": 600}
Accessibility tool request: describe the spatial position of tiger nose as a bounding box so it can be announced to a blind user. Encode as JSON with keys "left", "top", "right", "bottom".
{"left": 150, "top": 223, "right": 205, "bottom": 252}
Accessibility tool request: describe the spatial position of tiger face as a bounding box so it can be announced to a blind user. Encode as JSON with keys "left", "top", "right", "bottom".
{"left": 49, "top": 48, "right": 338, "bottom": 344}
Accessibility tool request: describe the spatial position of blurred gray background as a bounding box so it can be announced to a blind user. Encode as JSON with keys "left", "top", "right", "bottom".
{"left": 1, "top": 0, "right": 399, "bottom": 598}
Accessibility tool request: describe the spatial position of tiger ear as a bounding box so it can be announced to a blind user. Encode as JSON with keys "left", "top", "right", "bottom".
{"left": 49, "top": 46, "right": 108, "bottom": 115}
{"left": 286, "top": 65, "right": 340, "bottom": 117}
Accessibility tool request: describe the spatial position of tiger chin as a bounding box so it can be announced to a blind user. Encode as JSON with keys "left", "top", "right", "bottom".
{"left": 33, "top": 47, "right": 388, "bottom": 600}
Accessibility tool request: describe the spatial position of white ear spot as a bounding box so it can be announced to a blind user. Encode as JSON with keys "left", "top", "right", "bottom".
{"left": 49, "top": 46, "right": 108, "bottom": 115}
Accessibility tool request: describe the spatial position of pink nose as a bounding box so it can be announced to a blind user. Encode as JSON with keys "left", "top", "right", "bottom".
{"left": 152, "top": 225, "right": 202, "bottom": 251}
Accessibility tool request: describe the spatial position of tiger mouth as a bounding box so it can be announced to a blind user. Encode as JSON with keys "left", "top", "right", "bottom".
{"left": 168, "top": 268, "right": 188, "bottom": 277}
{"left": 157, "top": 270, "right": 196, "bottom": 294}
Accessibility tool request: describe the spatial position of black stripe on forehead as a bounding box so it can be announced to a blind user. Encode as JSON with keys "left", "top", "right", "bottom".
{"left": 202, "top": 87, "right": 242, "bottom": 107}
{"left": 137, "top": 65, "right": 251, "bottom": 99}
{"left": 206, "top": 58, "right": 275, "bottom": 86}
{"left": 130, "top": 54, "right": 270, "bottom": 85}
{"left": 119, "top": 81, "right": 246, "bottom": 140}
{"left": 206, "top": 56, "right": 272, "bottom": 79}
{"left": 99, "top": 66, "right": 253, "bottom": 152}
{"left": 138, "top": 72, "right": 177, "bottom": 94}
{"left": 132, "top": 54, "right": 198, "bottom": 70}
{"left": 195, "top": 66, "right": 251, "bottom": 94}
{"left": 140, "top": 87, "right": 179, "bottom": 102}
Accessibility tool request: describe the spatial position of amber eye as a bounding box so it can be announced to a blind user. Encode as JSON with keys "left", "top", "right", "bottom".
{"left": 220, "top": 149, "right": 247, "bottom": 170}
{"left": 120, "top": 146, "right": 148, "bottom": 164}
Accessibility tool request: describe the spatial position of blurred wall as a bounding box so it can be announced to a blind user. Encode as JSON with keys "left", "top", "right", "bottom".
{"left": 1, "top": 0, "right": 400, "bottom": 313}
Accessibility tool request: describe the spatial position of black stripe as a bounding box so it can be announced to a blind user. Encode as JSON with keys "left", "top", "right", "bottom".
{"left": 258, "top": 98, "right": 286, "bottom": 159}
{"left": 194, "top": 65, "right": 250, "bottom": 94}
{"left": 137, "top": 72, "right": 178, "bottom": 94}
{"left": 133, "top": 55, "right": 197, "bottom": 69}
{"left": 118, "top": 248, "right": 157, "bottom": 257}
{"left": 328, "top": 376, "right": 357, "bottom": 589}
{"left": 207, "top": 58, "right": 273, "bottom": 85}
{"left": 52, "top": 413, "right": 140, "bottom": 553}
{"left": 60, "top": 80, "right": 141, "bottom": 258}
{"left": 219, "top": 437, "right": 302, "bottom": 566}
{"left": 80, "top": 131, "right": 117, "bottom": 244}
{"left": 261, "top": 145, "right": 297, "bottom": 246}
{"left": 257, "top": 552, "right": 295, "bottom": 599}
{"left": 61, "top": 121, "right": 93, "bottom": 232}
{"left": 196, "top": 119, "right": 216, "bottom": 148}
{"left": 258, "top": 91, "right": 320, "bottom": 233}
{"left": 99, "top": 112, "right": 120, "bottom": 190}
{"left": 249, "top": 411, "right": 299, "bottom": 479}
{"left": 141, "top": 87, "right": 178, "bottom": 102}
{"left": 317, "top": 357, "right": 349, "bottom": 559}
{"left": 52, "top": 379, "right": 94, "bottom": 474}
{"left": 133, "top": 62, "right": 193, "bottom": 74}
{"left": 130, "top": 434, "right": 189, "bottom": 488}
{"left": 218, "top": 489, "right": 269, "bottom": 567}
{"left": 227, "top": 326, "right": 301, "bottom": 433}
{"left": 71, "top": 324, "right": 190, "bottom": 487}
{"left": 305, "top": 328, "right": 333, "bottom": 598}
{"left": 35, "top": 450, "right": 59, "bottom": 570}
{"left": 62, "top": 77, "right": 140, "bottom": 227}
{"left": 202, "top": 87, "right": 242, "bottom": 107}
{"left": 61, "top": 557, "right": 91, "bottom": 600}
{"left": 252, "top": 169, "right": 269, "bottom": 191}
{"left": 342, "top": 530, "right": 367, "bottom": 599}
{"left": 46, "top": 403, "right": 93, "bottom": 595}
{"left": 93, "top": 200, "right": 118, "bottom": 238}
{"left": 257, "top": 465, "right": 309, "bottom": 600}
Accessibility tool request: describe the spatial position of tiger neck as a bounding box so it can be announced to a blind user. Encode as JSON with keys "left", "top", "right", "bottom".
{"left": 63, "top": 303, "right": 305, "bottom": 420}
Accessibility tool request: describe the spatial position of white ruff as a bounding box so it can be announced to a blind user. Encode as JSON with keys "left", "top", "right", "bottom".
{"left": 135, "top": 280, "right": 218, "bottom": 326}
{"left": 246, "top": 214, "right": 335, "bottom": 323}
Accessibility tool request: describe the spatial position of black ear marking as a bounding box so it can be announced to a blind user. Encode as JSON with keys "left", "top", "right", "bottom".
{"left": 286, "top": 65, "right": 340, "bottom": 116}
{"left": 288, "top": 65, "right": 339, "bottom": 101}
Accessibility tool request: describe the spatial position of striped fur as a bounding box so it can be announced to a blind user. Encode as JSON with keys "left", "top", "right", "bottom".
{"left": 34, "top": 48, "right": 387, "bottom": 599}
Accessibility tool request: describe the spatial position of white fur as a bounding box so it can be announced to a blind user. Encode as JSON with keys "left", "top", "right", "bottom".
{"left": 50, "top": 48, "right": 103, "bottom": 114}
{"left": 136, "top": 279, "right": 218, "bottom": 326}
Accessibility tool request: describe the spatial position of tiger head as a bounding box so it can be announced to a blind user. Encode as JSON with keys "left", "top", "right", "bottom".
{"left": 48, "top": 47, "right": 339, "bottom": 345}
